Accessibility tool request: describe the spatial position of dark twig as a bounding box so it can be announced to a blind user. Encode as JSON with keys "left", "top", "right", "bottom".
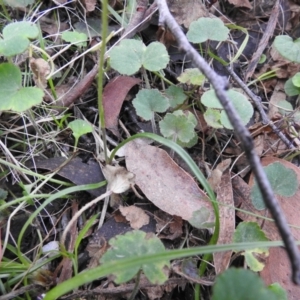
{"left": 226, "top": 65, "right": 295, "bottom": 149}
{"left": 156, "top": 0, "right": 300, "bottom": 284}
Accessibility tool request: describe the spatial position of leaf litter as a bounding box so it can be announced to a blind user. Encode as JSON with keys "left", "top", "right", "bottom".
{"left": 3, "top": 0, "right": 300, "bottom": 299}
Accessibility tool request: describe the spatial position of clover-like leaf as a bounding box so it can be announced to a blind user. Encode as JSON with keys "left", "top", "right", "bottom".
{"left": 142, "top": 42, "right": 169, "bottom": 71}
{"left": 187, "top": 17, "right": 229, "bottom": 43}
{"left": 110, "top": 40, "right": 169, "bottom": 75}
{"left": 159, "top": 111, "right": 196, "bottom": 143}
{"left": 110, "top": 39, "right": 145, "bottom": 75}
{"left": 212, "top": 268, "right": 279, "bottom": 300}
{"left": 177, "top": 68, "right": 205, "bottom": 85}
{"left": 251, "top": 162, "right": 298, "bottom": 210}
{"left": 273, "top": 35, "right": 300, "bottom": 63}
{"left": 62, "top": 31, "right": 87, "bottom": 48}
{"left": 201, "top": 89, "right": 253, "bottom": 129}
{"left": 0, "top": 63, "right": 44, "bottom": 112}
{"left": 233, "top": 222, "right": 269, "bottom": 272}
{"left": 165, "top": 85, "right": 187, "bottom": 108}
{"left": 100, "top": 230, "right": 168, "bottom": 284}
{"left": 133, "top": 89, "right": 169, "bottom": 120}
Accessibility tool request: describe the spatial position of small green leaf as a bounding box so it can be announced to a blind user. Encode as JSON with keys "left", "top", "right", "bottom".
{"left": 142, "top": 42, "right": 169, "bottom": 71}
{"left": 273, "top": 35, "right": 300, "bottom": 63}
{"left": 267, "top": 283, "right": 288, "bottom": 300}
{"left": 0, "top": 63, "right": 44, "bottom": 112}
{"left": 133, "top": 89, "right": 169, "bottom": 120}
{"left": 204, "top": 108, "right": 223, "bottom": 129}
{"left": 284, "top": 78, "right": 300, "bottom": 96}
{"left": 251, "top": 162, "right": 298, "bottom": 210}
{"left": 212, "top": 268, "right": 279, "bottom": 300}
{"left": 68, "top": 120, "right": 93, "bottom": 141}
{"left": 258, "top": 54, "right": 267, "bottom": 64}
{"left": 0, "top": 36, "right": 29, "bottom": 57}
{"left": 0, "top": 21, "right": 39, "bottom": 56}
{"left": 177, "top": 68, "right": 205, "bottom": 85}
{"left": 100, "top": 230, "right": 168, "bottom": 284}
{"left": 165, "top": 86, "right": 187, "bottom": 108}
{"left": 277, "top": 100, "right": 293, "bottom": 116}
{"left": 0, "top": 188, "right": 8, "bottom": 200}
{"left": 159, "top": 111, "right": 196, "bottom": 143}
{"left": 4, "top": 0, "right": 34, "bottom": 7}
{"left": 187, "top": 18, "right": 229, "bottom": 43}
{"left": 189, "top": 207, "right": 215, "bottom": 229}
{"left": 233, "top": 222, "right": 269, "bottom": 272}
{"left": 292, "top": 72, "right": 300, "bottom": 87}
{"left": 62, "top": 31, "right": 87, "bottom": 48}
{"left": 202, "top": 89, "right": 253, "bottom": 129}
{"left": 3, "top": 21, "right": 39, "bottom": 40}
{"left": 110, "top": 39, "right": 145, "bottom": 75}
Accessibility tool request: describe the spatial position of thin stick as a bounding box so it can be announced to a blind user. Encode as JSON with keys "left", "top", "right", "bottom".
{"left": 156, "top": 0, "right": 300, "bottom": 284}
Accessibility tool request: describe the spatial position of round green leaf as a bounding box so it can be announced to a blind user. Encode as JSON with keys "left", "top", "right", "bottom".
{"left": 142, "top": 42, "right": 169, "bottom": 71}
{"left": 212, "top": 268, "right": 278, "bottom": 300}
{"left": 292, "top": 72, "right": 300, "bottom": 87}
{"left": 277, "top": 100, "right": 293, "bottom": 116}
{"left": 100, "top": 230, "right": 168, "bottom": 284}
{"left": 9, "top": 87, "right": 44, "bottom": 112}
{"left": 165, "top": 85, "right": 187, "bottom": 108}
{"left": 132, "top": 89, "right": 169, "bottom": 120}
{"left": 0, "top": 63, "right": 21, "bottom": 93}
{"left": 68, "top": 120, "right": 93, "bottom": 141}
{"left": 202, "top": 89, "right": 253, "bottom": 129}
{"left": 62, "top": 31, "right": 87, "bottom": 48}
{"left": 159, "top": 112, "right": 195, "bottom": 143}
{"left": 233, "top": 222, "right": 268, "bottom": 245}
{"left": 177, "top": 68, "right": 205, "bottom": 85}
{"left": 203, "top": 108, "right": 223, "bottom": 129}
{"left": 3, "top": 21, "right": 39, "bottom": 39}
{"left": 4, "top": 0, "right": 35, "bottom": 7}
{"left": 284, "top": 78, "right": 300, "bottom": 96}
{"left": 251, "top": 162, "right": 298, "bottom": 210}
{"left": 0, "top": 63, "right": 44, "bottom": 112}
{"left": 189, "top": 207, "right": 215, "bottom": 229}
{"left": 110, "top": 39, "right": 144, "bottom": 75}
{"left": 0, "top": 35, "right": 29, "bottom": 57}
{"left": 187, "top": 17, "right": 229, "bottom": 43}
{"left": 273, "top": 35, "right": 300, "bottom": 63}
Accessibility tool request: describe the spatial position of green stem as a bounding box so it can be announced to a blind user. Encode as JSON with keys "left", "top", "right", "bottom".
{"left": 98, "top": 0, "right": 109, "bottom": 163}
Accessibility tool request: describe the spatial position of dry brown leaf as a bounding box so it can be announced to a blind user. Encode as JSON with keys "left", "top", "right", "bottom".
{"left": 239, "top": 157, "right": 300, "bottom": 299}
{"left": 103, "top": 76, "right": 140, "bottom": 136}
{"left": 29, "top": 58, "right": 50, "bottom": 89}
{"left": 167, "top": 0, "right": 211, "bottom": 28}
{"left": 102, "top": 164, "right": 135, "bottom": 194}
{"left": 228, "top": 0, "right": 252, "bottom": 9}
{"left": 119, "top": 205, "right": 150, "bottom": 229}
{"left": 124, "top": 141, "right": 215, "bottom": 224}
{"left": 213, "top": 161, "right": 235, "bottom": 274}
{"left": 208, "top": 159, "right": 231, "bottom": 191}
{"left": 80, "top": 0, "right": 96, "bottom": 11}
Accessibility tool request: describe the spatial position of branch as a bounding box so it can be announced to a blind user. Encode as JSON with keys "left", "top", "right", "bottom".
{"left": 156, "top": 0, "right": 300, "bottom": 284}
